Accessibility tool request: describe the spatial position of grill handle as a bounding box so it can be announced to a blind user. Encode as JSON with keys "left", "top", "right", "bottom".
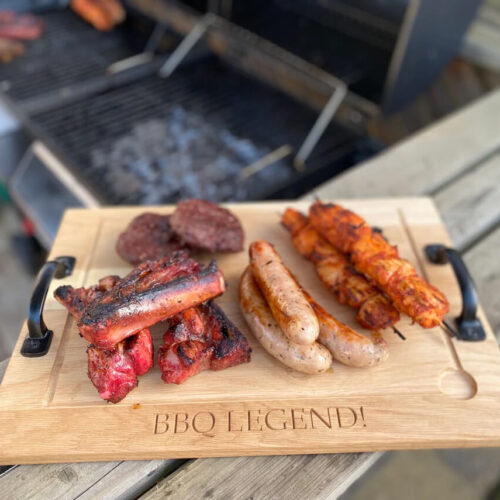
{"left": 425, "top": 244, "right": 486, "bottom": 341}
{"left": 21, "top": 256, "right": 76, "bottom": 357}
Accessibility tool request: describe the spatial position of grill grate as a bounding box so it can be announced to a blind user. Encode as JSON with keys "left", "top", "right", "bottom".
{"left": 31, "top": 57, "right": 364, "bottom": 204}
{"left": 0, "top": 10, "right": 152, "bottom": 112}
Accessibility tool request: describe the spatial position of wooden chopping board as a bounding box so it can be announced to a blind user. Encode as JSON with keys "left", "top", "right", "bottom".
{"left": 1, "top": 198, "right": 500, "bottom": 465}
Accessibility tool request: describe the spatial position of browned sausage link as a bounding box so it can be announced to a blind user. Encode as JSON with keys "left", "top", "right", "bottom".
{"left": 301, "top": 288, "right": 389, "bottom": 367}
{"left": 239, "top": 268, "right": 332, "bottom": 374}
{"left": 249, "top": 240, "right": 319, "bottom": 345}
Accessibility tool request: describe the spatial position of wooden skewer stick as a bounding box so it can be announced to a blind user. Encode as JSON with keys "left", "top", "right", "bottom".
{"left": 392, "top": 327, "right": 406, "bottom": 340}
{"left": 440, "top": 320, "right": 457, "bottom": 338}
{"left": 240, "top": 145, "right": 293, "bottom": 180}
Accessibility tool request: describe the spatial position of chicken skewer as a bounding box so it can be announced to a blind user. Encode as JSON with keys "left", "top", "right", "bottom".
{"left": 309, "top": 201, "right": 449, "bottom": 329}
{"left": 282, "top": 208, "right": 400, "bottom": 332}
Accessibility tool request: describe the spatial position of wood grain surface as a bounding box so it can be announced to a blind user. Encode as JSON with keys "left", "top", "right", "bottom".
{"left": 435, "top": 151, "right": 500, "bottom": 250}
{"left": 313, "top": 88, "right": 500, "bottom": 198}
{"left": 141, "top": 453, "right": 381, "bottom": 500}
{"left": 0, "top": 199, "right": 499, "bottom": 465}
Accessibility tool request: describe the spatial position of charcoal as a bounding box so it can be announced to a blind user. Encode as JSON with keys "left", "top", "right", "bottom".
{"left": 88, "top": 106, "right": 292, "bottom": 204}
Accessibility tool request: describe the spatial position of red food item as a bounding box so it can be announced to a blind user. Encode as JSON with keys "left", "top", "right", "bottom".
{"left": 87, "top": 345, "right": 137, "bottom": 403}
{"left": 116, "top": 213, "right": 187, "bottom": 265}
{"left": 71, "top": 0, "right": 113, "bottom": 31}
{"left": 158, "top": 341, "right": 212, "bottom": 384}
{"left": 54, "top": 275, "right": 120, "bottom": 320}
{"left": 0, "top": 12, "right": 15, "bottom": 24}
{"left": 124, "top": 328, "right": 154, "bottom": 376}
{"left": 55, "top": 252, "right": 224, "bottom": 350}
{"left": 162, "top": 308, "right": 206, "bottom": 345}
{"left": 309, "top": 201, "right": 449, "bottom": 328}
{"left": 170, "top": 199, "right": 244, "bottom": 253}
{"left": 281, "top": 207, "right": 400, "bottom": 331}
{"left": 70, "top": 0, "right": 124, "bottom": 31}
{"left": 158, "top": 302, "right": 251, "bottom": 384}
{"left": 0, "top": 12, "right": 44, "bottom": 40}
{"left": 77, "top": 257, "right": 225, "bottom": 350}
{"left": 87, "top": 328, "right": 153, "bottom": 403}
{"left": 207, "top": 302, "right": 253, "bottom": 371}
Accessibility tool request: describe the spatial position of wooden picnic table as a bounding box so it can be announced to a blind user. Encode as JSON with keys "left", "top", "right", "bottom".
{"left": 1, "top": 88, "right": 500, "bottom": 499}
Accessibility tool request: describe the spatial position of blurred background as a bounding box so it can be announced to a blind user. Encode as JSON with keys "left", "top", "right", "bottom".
{"left": 0, "top": 1, "right": 499, "bottom": 497}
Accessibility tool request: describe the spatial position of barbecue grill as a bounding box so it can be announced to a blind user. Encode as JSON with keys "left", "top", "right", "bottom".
{"left": 1, "top": 0, "right": 478, "bottom": 250}
{"left": 28, "top": 56, "right": 365, "bottom": 205}
{"left": 174, "top": 0, "right": 481, "bottom": 113}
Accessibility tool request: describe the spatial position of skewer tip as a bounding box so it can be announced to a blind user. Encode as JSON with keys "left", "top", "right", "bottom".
{"left": 440, "top": 320, "right": 457, "bottom": 338}
{"left": 393, "top": 327, "right": 406, "bottom": 341}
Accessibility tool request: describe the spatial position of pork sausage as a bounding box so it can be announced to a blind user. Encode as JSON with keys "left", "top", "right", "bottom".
{"left": 302, "top": 289, "right": 389, "bottom": 367}
{"left": 239, "top": 267, "right": 332, "bottom": 374}
{"left": 249, "top": 240, "right": 319, "bottom": 345}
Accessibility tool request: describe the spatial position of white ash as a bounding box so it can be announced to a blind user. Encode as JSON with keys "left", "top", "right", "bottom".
{"left": 89, "top": 106, "right": 292, "bottom": 204}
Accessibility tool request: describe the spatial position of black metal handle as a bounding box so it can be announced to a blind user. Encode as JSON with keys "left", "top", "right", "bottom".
{"left": 21, "top": 256, "right": 76, "bottom": 357}
{"left": 425, "top": 244, "right": 486, "bottom": 341}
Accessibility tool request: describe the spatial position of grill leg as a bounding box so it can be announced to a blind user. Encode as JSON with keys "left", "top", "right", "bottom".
{"left": 294, "top": 84, "right": 348, "bottom": 170}
{"left": 159, "top": 13, "right": 216, "bottom": 78}
{"left": 144, "top": 22, "right": 168, "bottom": 54}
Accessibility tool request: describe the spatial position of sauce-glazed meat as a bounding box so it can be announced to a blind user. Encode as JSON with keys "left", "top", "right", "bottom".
{"left": 54, "top": 252, "right": 236, "bottom": 402}
{"left": 170, "top": 199, "right": 244, "bottom": 253}
{"left": 0, "top": 12, "right": 44, "bottom": 40}
{"left": 123, "top": 328, "right": 154, "bottom": 376}
{"left": 116, "top": 213, "right": 187, "bottom": 265}
{"left": 281, "top": 208, "right": 399, "bottom": 331}
{"left": 77, "top": 257, "right": 225, "bottom": 350}
{"left": 55, "top": 252, "right": 224, "bottom": 349}
{"left": 55, "top": 274, "right": 153, "bottom": 403}
{"left": 309, "top": 201, "right": 449, "bottom": 328}
{"left": 87, "top": 345, "right": 137, "bottom": 403}
{"left": 70, "top": 0, "right": 125, "bottom": 31}
{"left": 54, "top": 275, "right": 120, "bottom": 320}
{"left": 158, "top": 302, "right": 251, "bottom": 384}
{"left": 87, "top": 328, "right": 153, "bottom": 403}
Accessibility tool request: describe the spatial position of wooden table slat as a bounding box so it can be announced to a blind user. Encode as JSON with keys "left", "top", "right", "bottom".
{"left": 464, "top": 226, "right": 500, "bottom": 338}
{"left": 435, "top": 151, "right": 500, "bottom": 250}
{"left": 141, "top": 453, "right": 381, "bottom": 500}
{"left": 313, "top": 88, "right": 500, "bottom": 199}
{"left": 77, "top": 459, "right": 182, "bottom": 500}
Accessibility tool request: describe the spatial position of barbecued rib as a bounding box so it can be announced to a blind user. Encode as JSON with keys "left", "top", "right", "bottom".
{"left": 54, "top": 251, "right": 204, "bottom": 345}
{"left": 54, "top": 266, "right": 155, "bottom": 404}
{"left": 78, "top": 261, "right": 226, "bottom": 349}
{"left": 87, "top": 328, "right": 153, "bottom": 403}
{"left": 95, "top": 251, "right": 198, "bottom": 305}
{"left": 158, "top": 301, "right": 251, "bottom": 384}
{"left": 207, "top": 302, "right": 252, "bottom": 371}
{"left": 54, "top": 275, "right": 120, "bottom": 320}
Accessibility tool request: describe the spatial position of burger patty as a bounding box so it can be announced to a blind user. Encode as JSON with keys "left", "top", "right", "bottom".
{"left": 170, "top": 199, "right": 244, "bottom": 253}
{"left": 116, "top": 213, "right": 187, "bottom": 265}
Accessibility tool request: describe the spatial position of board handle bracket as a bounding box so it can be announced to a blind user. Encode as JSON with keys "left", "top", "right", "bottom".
{"left": 21, "top": 256, "right": 76, "bottom": 357}
{"left": 425, "top": 244, "right": 486, "bottom": 341}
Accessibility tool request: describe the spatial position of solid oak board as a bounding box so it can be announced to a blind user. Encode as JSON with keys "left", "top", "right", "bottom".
{"left": 1, "top": 198, "right": 500, "bottom": 465}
